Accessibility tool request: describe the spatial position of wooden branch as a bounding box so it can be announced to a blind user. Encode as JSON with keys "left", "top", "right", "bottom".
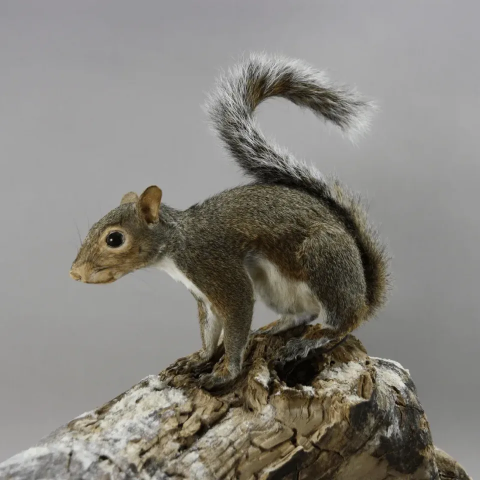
{"left": 0, "top": 326, "right": 471, "bottom": 479}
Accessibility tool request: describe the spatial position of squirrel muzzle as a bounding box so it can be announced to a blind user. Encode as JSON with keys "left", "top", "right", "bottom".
{"left": 69, "top": 263, "right": 118, "bottom": 284}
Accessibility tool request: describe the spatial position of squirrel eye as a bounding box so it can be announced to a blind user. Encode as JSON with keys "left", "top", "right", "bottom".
{"left": 106, "top": 231, "right": 124, "bottom": 248}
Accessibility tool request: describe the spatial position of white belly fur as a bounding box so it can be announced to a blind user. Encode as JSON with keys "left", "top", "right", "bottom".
{"left": 156, "top": 256, "right": 206, "bottom": 301}
{"left": 156, "top": 257, "right": 222, "bottom": 345}
{"left": 244, "top": 255, "right": 322, "bottom": 317}
{"left": 157, "top": 255, "right": 322, "bottom": 319}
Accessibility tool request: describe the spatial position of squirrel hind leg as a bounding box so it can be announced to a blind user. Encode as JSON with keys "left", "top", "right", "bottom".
{"left": 301, "top": 228, "right": 370, "bottom": 332}
{"left": 274, "top": 307, "right": 366, "bottom": 368}
{"left": 274, "top": 230, "right": 370, "bottom": 367}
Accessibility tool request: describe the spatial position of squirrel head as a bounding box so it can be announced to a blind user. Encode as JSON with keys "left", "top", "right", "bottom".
{"left": 70, "top": 186, "right": 163, "bottom": 284}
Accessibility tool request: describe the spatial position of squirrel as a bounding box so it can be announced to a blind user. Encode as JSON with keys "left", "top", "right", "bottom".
{"left": 70, "top": 53, "right": 389, "bottom": 390}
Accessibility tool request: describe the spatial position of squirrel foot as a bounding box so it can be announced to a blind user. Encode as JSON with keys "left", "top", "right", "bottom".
{"left": 198, "top": 371, "right": 235, "bottom": 391}
{"left": 274, "top": 337, "right": 330, "bottom": 367}
{"left": 174, "top": 350, "right": 214, "bottom": 376}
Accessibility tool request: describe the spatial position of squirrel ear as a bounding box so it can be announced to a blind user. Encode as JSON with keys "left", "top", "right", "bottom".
{"left": 120, "top": 191, "right": 139, "bottom": 205}
{"left": 138, "top": 186, "right": 162, "bottom": 224}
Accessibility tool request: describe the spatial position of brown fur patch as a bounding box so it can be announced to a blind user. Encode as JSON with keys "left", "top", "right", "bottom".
{"left": 139, "top": 186, "right": 162, "bottom": 224}
{"left": 71, "top": 224, "right": 148, "bottom": 283}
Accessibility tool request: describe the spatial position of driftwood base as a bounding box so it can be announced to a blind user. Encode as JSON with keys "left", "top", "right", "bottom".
{"left": 0, "top": 326, "right": 471, "bottom": 479}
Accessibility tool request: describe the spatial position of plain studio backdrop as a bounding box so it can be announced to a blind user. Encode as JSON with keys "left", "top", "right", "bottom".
{"left": 1, "top": 0, "right": 479, "bottom": 475}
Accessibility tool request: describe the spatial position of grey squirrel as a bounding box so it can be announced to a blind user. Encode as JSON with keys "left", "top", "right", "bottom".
{"left": 70, "top": 53, "right": 389, "bottom": 390}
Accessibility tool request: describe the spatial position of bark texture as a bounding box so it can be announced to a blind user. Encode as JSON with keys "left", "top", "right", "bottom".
{"left": 0, "top": 326, "right": 471, "bottom": 480}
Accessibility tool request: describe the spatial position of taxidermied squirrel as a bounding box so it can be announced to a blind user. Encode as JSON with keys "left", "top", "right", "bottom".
{"left": 70, "top": 53, "right": 389, "bottom": 390}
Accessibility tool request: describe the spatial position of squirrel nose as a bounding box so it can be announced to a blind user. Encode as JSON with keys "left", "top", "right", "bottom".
{"left": 69, "top": 269, "right": 82, "bottom": 281}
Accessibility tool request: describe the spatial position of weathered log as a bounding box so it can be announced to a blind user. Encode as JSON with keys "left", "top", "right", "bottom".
{"left": 0, "top": 326, "right": 471, "bottom": 479}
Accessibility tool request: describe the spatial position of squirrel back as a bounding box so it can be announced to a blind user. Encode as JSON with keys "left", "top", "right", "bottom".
{"left": 205, "top": 53, "right": 389, "bottom": 318}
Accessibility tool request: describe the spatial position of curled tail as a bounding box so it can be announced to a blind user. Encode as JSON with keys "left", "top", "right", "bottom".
{"left": 205, "top": 52, "right": 389, "bottom": 316}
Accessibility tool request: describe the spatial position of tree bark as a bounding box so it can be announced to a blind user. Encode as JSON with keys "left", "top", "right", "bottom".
{"left": 0, "top": 326, "right": 471, "bottom": 479}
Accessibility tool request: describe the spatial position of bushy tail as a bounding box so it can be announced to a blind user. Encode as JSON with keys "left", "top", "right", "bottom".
{"left": 205, "top": 53, "right": 389, "bottom": 315}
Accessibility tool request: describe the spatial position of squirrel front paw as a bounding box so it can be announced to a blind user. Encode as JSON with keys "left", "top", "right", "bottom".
{"left": 173, "top": 350, "right": 214, "bottom": 376}
{"left": 198, "top": 371, "right": 235, "bottom": 391}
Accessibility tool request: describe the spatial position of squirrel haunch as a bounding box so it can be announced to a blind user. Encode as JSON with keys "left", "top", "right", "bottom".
{"left": 70, "top": 53, "right": 390, "bottom": 390}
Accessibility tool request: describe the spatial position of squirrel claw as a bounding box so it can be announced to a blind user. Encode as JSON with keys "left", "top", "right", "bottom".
{"left": 173, "top": 351, "right": 212, "bottom": 376}
{"left": 198, "top": 371, "right": 234, "bottom": 391}
{"left": 274, "top": 336, "right": 339, "bottom": 370}
{"left": 274, "top": 337, "right": 318, "bottom": 367}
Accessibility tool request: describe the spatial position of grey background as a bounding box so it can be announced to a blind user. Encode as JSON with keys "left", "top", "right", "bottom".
{"left": 1, "top": 0, "right": 479, "bottom": 475}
